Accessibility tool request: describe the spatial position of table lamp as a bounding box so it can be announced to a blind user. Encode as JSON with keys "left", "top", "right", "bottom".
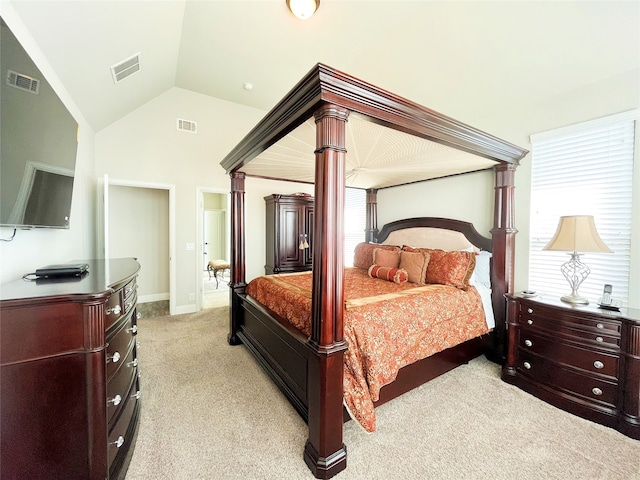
{"left": 543, "top": 215, "right": 612, "bottom": 305}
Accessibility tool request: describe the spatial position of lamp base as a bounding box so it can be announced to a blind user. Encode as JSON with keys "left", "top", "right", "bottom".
{"left": 561, "top": 293, "right": 589, "bottom": 305}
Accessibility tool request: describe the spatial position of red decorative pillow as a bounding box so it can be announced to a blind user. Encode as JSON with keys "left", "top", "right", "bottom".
{"left": 368, "top": 265, "right": 408, "bottom": 284}
{"left": 373, "top": 248, "right": 400, "bottom": 268}
{"left": 399, "top": 250, "right": 430, "bottom": 284}
{"left": 353, "top": 243, "right": 400, "bottom": 270}
{"left": 423, "top": 249, "right": 477, "bottom": 290}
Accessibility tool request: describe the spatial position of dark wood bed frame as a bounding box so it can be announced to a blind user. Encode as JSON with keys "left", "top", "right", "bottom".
{"left": 220, "top": 64, "right": 528, "bottom": 479}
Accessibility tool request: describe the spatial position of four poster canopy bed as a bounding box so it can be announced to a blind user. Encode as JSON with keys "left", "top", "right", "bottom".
{"left": 220, "top": 64, "right": 528, "bottom": 479}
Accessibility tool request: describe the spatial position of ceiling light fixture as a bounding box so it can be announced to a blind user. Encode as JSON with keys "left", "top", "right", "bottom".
{"left": 286, "top": 0, "right": 319, "bottom": 20}
{"left": 243, "top": 82, "right": 253, "bottom": 91}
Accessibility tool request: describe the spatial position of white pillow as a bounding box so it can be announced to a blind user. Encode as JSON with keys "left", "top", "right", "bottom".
{"left": 471, "top": 250, "right": 492, "bottom": 289}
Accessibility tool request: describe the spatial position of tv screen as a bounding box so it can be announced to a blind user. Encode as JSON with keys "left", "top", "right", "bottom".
{"left": 1, "top": 18, "right": 79, "bottom": 229}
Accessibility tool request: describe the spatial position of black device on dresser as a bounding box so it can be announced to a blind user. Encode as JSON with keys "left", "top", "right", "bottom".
{"left": 502, "top": 293, "right": 640, "bottom": 440}
{"left": 0, "top": 258, "right": 141, "bottom": 480}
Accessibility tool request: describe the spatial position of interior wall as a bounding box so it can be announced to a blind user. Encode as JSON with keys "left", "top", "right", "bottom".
{"left": 380, "top": 69, "right": 640, "bottom": 308}
{"left": 0, "top": 3, "right": 95, "bottom": 285}
{"left": 109, "top": 185, "right": 169, "bottom": 302}
{"left": 95, "top": 87, "right": 260, "bottom": 312}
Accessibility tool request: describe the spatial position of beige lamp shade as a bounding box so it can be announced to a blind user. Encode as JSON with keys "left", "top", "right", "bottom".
{"left": 543, "top": 215, "right": 613, "bottom": 253}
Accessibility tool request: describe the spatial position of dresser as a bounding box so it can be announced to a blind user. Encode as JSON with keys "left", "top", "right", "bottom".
{"left": 264, "top": 194, "right": 314, "bottom": 275}
{"left": 0, "top": 258, "right": 141, "bottom": 480}
{"left": 502, "top": 293, "right": 640, "bottom": 439}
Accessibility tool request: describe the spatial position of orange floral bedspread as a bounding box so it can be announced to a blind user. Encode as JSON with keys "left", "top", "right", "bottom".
{"left": 245, "top": 268, "right": 489, "bottom": 432}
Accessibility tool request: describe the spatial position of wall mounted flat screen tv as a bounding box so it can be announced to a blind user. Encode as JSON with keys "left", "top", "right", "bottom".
{"left": 1, "top": 18, "right": 79, "bottom": 229}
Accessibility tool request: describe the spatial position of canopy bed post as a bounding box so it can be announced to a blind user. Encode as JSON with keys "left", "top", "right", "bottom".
{"left": 303, "top": 103, "right": 349, "bottom": 479}
{"left": 228, "top": 171, "right": 246, "bottom": 346}
{"left": 489, "top": 163, "right": 517, "bottom": 363}
{"left": 365, "top": 188, "right": 378, "bottom": 242}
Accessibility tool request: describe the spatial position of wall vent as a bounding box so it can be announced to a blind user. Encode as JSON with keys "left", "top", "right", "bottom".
{"left": 111, "top": 53, "right": 140, "bottom": 84}
{"left": 177, "top": 118, "right": 197, "bottom": 134}
{"left": 6, "top": 70, "right": 40, "bottom": 94}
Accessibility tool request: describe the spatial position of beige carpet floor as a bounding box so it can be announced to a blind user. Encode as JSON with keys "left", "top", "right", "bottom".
{"left": 125, "top": 307, "right": 639, "bottom": 480}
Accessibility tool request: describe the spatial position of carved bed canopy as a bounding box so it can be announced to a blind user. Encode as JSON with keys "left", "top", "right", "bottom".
{"left": 220, "top": 63, "right": 528, "bottom": 479}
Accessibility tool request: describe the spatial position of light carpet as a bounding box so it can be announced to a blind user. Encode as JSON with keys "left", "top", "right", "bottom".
{"left": 125, "top": 307, "right": 639, "bottom": 480}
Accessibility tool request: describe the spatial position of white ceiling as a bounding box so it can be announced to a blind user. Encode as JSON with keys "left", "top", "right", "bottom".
{"left": 5, "top": 1, "right": 639, "bottom": 133}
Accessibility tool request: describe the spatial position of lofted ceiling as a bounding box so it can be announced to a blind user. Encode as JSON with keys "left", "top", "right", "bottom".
{"left": 3, "top": 1, "right": 639, "bottom": 134}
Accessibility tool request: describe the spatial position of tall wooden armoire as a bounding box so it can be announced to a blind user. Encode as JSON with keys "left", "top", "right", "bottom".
{"left": 264, "top": 194, "right": 314, "bottom": 275}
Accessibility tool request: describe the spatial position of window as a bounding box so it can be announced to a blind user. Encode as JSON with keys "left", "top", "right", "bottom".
{"left": 528, "top": 111, "right": 636, "bottom": 306}
{"left": 344, "top": 188, "right": 366, "bottom": 266}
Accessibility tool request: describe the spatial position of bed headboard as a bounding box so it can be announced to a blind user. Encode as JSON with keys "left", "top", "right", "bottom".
{"left": 375, "top": 217, "right": 492, "bottom": 252}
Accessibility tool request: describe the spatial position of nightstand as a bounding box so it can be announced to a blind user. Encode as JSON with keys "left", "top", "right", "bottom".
{"left": 502, "top": 293, "right": 640, "bottom": 440}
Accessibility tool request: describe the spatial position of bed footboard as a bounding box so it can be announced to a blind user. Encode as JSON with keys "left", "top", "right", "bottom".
{"left": 234, "top": 292, "right": 311, "bottom": 420}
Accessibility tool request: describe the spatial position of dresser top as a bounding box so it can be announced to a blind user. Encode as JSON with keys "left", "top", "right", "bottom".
{"left": 0, "top": 258, "right": 140, "bottom": 304}
{"left": 508, "top": 292, "right": 640, "bottom": 323}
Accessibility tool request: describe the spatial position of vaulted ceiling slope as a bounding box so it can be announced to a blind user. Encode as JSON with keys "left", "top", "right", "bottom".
{"left": 5, "top": 1, "right": 639, "bottom": 132}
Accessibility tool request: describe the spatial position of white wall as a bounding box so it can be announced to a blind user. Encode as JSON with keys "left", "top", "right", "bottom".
{"left": 94, "top": 87, "right": 314, "bottom": 311}
{"left": 0, "top": 3, "right": 95, "bottom": 285}
{"left": 379, "top": 69, "right": 640, "bottom": 308}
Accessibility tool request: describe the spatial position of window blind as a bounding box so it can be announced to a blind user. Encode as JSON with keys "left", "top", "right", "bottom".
{"left": 528, "top": 111, "right": 636, "bottom": 306}
{"left": 344, "top": 188, "right": 366, "bottom": 266}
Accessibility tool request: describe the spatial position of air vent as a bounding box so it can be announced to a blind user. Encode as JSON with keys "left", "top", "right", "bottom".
{"left": 177, "top": 118, "right": 197, "bottom": 134}
{"left": 6, "top": 70, "right": 40, "bottom": 94}
{"left": 110, "top": 53, "right": 140, "bottom": 84}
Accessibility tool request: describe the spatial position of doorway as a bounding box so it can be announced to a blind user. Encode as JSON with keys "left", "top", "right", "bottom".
{"left": 197, "top": 189, "right": 230, "bottom": 310}
{"left": 100, "top": 176, "right": 176, "bottom": 316}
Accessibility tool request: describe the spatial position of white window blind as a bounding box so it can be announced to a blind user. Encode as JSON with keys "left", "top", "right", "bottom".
{"left": 344, "top": 188, "right": 366, "bottom": 266}
{"left": 529, "top": 111, "right": 636, "bottom": 306}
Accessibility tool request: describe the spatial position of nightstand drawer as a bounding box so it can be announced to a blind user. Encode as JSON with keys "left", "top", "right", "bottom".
{"left": 517, "top": 352, "right": 617, "bottom": 407}
{"left": 520, "top": 302, "right": 621, "bottom": 334}
{"left": 519, "top": 330, "right": 619, "bottom": 378}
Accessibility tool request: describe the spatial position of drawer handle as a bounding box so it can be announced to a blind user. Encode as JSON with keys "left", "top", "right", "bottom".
{"left": 107, "top": 305, "right": 122, "bottom": 316}
{"left": 125, "top": 286, "right": 133, "bottom": 296}
{"left": 592, "top": 387, "right": 603, "bottom": 396}
{"left": 131, "top": 390, "right": 141, "bottom": 400}
{"left": 594, "top": 360, "right": 604, "bottom": 369}
{"left": 527, "top": 308, "right": 533, "bottom": 314}
{"left": 595, "top": 336, "right": 604, "bottom": 343}
{"left": 107, "top": 394, "right": 122, "bottom": 406}
{"left": 136, "top": 312, "right": 142, "bottom": 320}
{"left": 111, "top": 436, "right": 125, "bottom": 448}
{"left": 524, "top": 339, "right": 533, "bottom": 347}
{"left": 596, "top": 323, "right": 604, "bottom": 329}
{"left": 523, "top": 361, "right": 531, "bottom": 370}
{"left": 107, "top": 351, "right": 121, "bottom": 363}
{"left": 126, "top": 325, "right": 138, "bottom": 334}
{"left": 527, "top": 319, "right": 533, "bottom": 325}
{"left": 127, "top": 358, "right": 138, "bottom": 368}
{"left": 125, "top": 302, "right": 133, "bottom": 311}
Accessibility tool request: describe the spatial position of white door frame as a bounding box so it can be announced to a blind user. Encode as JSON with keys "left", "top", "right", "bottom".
{"left": 101, "top": 176, "right": 176, "bottom": 315}
{"left": 196, "top": 186, "right": 231, "bottom": 311}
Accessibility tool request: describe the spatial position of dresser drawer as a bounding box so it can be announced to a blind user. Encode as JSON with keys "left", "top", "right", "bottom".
{"left": 105, "top": 290, "right": 125, "bottom": 331}
{"left": 519, "top": 330, "right": 619, "bottom": 378}
{"left": 107, "top": 347, "right": 137, "bottom": 424}
{"left": 518, "top": 351, "right": 617, "bottom": 407}
{"left": 123, "top": 278, "right": 137, "bottom": 302}
{"left": 108, "top": 379, "right": 140, "bottom": 469}
{"left": 106, "top": 314, "right": 137, "bottom": 380}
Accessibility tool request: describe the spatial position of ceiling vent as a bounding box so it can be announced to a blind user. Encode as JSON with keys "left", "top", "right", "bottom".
{"left": 177, "top": 118, "right": 197, "bottom": 134}
{"left": 6, "top": 70, "right": 40, "bottom": 94}
{"left": 111, "top": 53, "right": 140, "bottom": 84}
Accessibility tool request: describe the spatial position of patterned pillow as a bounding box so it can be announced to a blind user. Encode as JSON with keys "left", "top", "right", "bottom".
{"left": 353, "top": 243, "right": 400, "bottom": 270}
{"left": 399, "top": 250, "right": 430, "bottom": 284}
{"left": 368, "top": 265, "right": 408, "bottom": 284}
{"left": 373, "top": 248, "right": 400, "bottom": 268}
{"left": 424, "top": 249, "right": 477, "bottom": 290}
